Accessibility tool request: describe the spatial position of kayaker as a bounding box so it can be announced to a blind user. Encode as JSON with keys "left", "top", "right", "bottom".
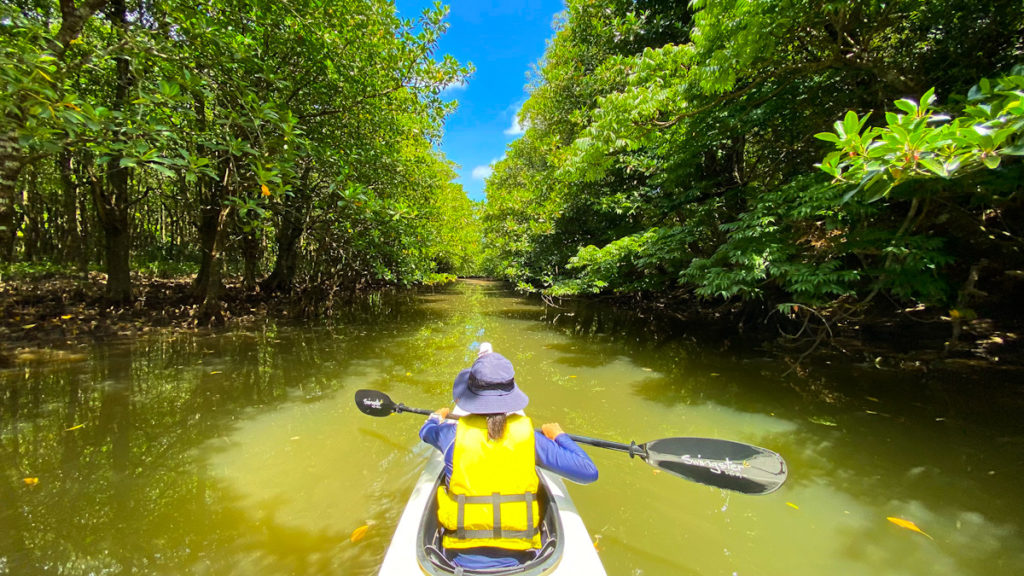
{"left": 419, "top": 348, "right": 598, "bottom": 570}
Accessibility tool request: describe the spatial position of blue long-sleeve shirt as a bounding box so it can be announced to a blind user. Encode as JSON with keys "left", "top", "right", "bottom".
{"left": 419, "top": 416, "right": 599, "bottom": 485}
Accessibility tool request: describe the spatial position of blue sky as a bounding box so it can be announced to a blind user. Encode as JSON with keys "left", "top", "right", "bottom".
{"left": 394, "top": 0, "right": 566, "bottom": 201}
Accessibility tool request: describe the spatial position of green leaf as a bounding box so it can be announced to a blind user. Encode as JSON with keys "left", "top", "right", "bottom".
{"left": 921, "top": 87, "right": 936, "bottom": 109}
{"left": 982, "top": 155, "right": 1001, "bottom": 169}
{"left": 894, "top": 99, "right": 917, "bottom": 115}
{"left": 148, "top": 163, "right": 177, "bottom": 177}
{"left": 814, "top": 132, "right": 841, "bottom": 143}
{"left": 918, "top": 158, "right": 948, "bottom": 177}
{"left": 843, "top": 110, "right": 862, "bottom": 138}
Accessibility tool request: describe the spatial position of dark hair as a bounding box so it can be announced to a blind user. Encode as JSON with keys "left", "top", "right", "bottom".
{"left": 486, "top": 413, "right": 507, "bottom": 441}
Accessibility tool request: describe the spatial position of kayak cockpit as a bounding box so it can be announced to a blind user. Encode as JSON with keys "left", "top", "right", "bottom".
{"left": 415, "top": 467, "right": 565, "bottom": 576}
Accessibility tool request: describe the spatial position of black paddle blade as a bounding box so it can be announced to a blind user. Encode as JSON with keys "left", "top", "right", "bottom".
{"left": 354, "top": 389, "right": 398, "bottom": 417}
{"left": 643, "top": 437, "right": 788, "bottom": 495}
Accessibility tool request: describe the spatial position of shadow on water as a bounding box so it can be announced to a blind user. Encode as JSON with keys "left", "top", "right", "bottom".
{"left": 542, "top": 341, "right": 619, "bottom": 369}
{"left": 0, "top": 297, "right": 431, "bottom": 574}
{"left": 491, "top": 285, "right": 1024, "bottom": 575}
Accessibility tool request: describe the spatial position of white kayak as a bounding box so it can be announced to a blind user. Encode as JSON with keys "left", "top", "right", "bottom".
{"left": 379, "top": 452, "right": 607, "bottom": 576}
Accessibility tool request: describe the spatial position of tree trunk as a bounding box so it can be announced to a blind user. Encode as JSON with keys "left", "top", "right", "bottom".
{"left": 262, "top": 179, "right": 311, "bottom": 293}
{"left": 102, "top": 208, "right": 132, "bottom": 302}
{"left": 195, "top": 204, "right": 230, "bottom": 325}
{"left": 54, "top": 1, "right": 112, "bottom": 57}
{"left": 240, "top": 225, "right": 260, "bottom": 292}
{"left": 193, "top": 162, "right": 232, "bottom": 324}
{"left": 21, "top": 166, "right": 41, "bottom": 261}
{"left": 191, "top": 91, "right": 228, "bottom": 307}
{"left": 0, "top": 127, "right": 23, "bottom": 262}
{"left": 76, "top": 170, "right": 91, "bottom": 274}
{"left": 90, "top": 161, "right": 132, "bottom": 302}
{"left": 262, "top": 202, "right": 306, "bottom": 292}
{"left": 92, "top": 0, "right": 133, "bottom": 304}
{"left": 193, "top": 198, "right": 222, "bottom": 298}
{"left": 58, "top": 150, "right": 83, "bottom": 266}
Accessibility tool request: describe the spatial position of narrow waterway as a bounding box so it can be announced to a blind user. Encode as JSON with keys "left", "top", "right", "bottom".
{"left": 2, "top": 280, "right": 1022, "bottom": 575}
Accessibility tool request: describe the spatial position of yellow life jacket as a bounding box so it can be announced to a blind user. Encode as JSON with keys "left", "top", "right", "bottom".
{"left": 436, "top": 414, "right": 541, "bottom": 550}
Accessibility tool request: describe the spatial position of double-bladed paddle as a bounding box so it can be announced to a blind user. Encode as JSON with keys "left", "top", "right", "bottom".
{"left": 355, "top": 389, "right": 788, "bottom": 495}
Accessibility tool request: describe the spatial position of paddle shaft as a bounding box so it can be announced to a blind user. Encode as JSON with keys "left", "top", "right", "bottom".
{"left": 361, "top": 390, "right": 787, "bottom": 494}
{"left": 394, "top": 403, "right": 647, "bottom": 458}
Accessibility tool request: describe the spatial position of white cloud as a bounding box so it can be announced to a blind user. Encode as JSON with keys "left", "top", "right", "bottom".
{"left": 504, "top": 110, "right": 525, "bottom": 136}
{"left": 471, "top": 156, "right": 505, "bottom": 180}
{"left": 471, "top": 165, "right": 494, "bottom": 180}
{"left": 441, "top": 79, "right": 468, "bottom": 95}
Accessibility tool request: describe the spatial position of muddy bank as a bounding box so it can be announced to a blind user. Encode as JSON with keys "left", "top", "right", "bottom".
{"left": 3, "top": 274, "right": 1023, "bottom": 377}
{"left": 539, "top": 290, "right": 1024, "bottom": 378}
{"left": 0, "top": 273, "right": 334, "bottom": 366}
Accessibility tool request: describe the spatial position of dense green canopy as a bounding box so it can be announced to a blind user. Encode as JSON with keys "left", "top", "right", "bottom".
{"left": 4, "top": 1, "right": 1024, "bottom": 333}
{"left": 1, "top": 0, "right": 479, "bottom": 316}
{"left": 482, "top": 0, "right": 1024, "bottom": 331}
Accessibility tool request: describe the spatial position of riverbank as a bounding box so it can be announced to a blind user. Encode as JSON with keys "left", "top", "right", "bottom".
{"left": 2, "top": 273, "right": 1023, "bottom": 375}
{"left": 0, "top": 273, "right": 291, "bottom": 366}
{"left": 540, "top": 288, "right": 1024, "bottom": 377}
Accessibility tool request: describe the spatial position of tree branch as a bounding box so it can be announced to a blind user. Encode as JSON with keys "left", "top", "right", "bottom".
{"left": 298, "top": 83, "right": 407, "bottom": 120}
{"left": 53, "top": 0, "right": 111, "bottom": 58}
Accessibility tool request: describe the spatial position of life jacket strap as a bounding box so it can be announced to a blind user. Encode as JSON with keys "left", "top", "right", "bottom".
{"left": 457, "top": 494, "right": 466, "bottom": 540}
{"left": 492, "top": 493, "right": 501, "bottom": 540}
{"left": 454, "top": 527, "right": 540, "bottom": 540}
{"left": 452, "top": 491, "right": 539, "bottom": 542}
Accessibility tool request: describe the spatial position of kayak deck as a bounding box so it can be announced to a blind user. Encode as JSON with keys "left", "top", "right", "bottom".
{"left": 379, "top": 452, "right": 606, "bottom": 576}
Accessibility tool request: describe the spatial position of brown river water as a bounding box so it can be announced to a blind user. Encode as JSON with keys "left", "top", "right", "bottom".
{"left": 2, "top": 279, "right": 1022, "bottom": 575}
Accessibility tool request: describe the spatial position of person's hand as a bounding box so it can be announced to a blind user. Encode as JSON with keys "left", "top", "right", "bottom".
{"left": 432, "top": 407, "right": 451, "bottom": 420}
{"left": 541, "top": 423, "right": 564, "bottom": 440}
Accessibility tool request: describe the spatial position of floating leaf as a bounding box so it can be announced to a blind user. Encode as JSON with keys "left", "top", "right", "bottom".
{"left": 350, "top": 524, "right": 370, "bottom": 542}
{"left": 65, "top": 424, "right": 84, "bottom": 431}
{"left": 61, "top": 314, "right": 74, "bottom": 320}
{"left": 887, "top": 517, "right": 934, "bottom": 540}
{"left": 210, "top": 371, "right": 222, "bottom": 375}
{"left": 22, "top": 324, "right": 37, "bottom": 329}
{"left": 786, "top": 502, "right": 799, "bottom": 510}
{"left": 23, "top": 477, "right": 39, "bottom": 486}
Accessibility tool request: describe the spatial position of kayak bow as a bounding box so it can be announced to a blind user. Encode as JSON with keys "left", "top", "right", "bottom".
{"left": 379, "top": 452, "right": 606, "bottom": 576}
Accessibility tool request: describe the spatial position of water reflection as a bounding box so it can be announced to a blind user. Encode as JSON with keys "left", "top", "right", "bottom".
{"left": 0, "top": 280, "right": 1022, "bottom": 575}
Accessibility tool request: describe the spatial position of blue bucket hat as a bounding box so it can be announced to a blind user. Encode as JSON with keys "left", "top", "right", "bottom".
{"left": 452, "top": 353, "right": 529, "bottom": 414}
